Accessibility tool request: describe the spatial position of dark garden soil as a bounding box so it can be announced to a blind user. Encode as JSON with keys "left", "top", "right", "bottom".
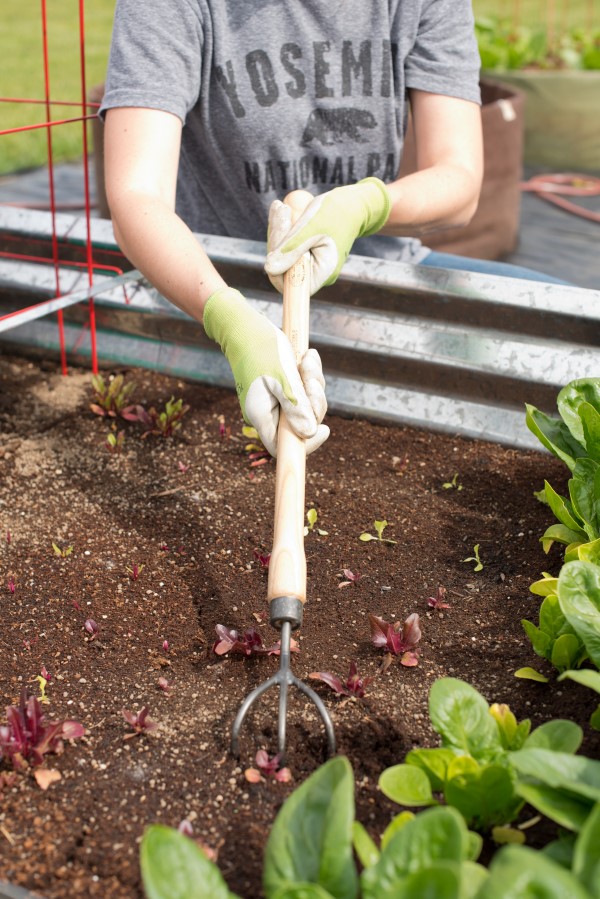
{"left": 0, "top": 352, "right": 598, "bottom": 899}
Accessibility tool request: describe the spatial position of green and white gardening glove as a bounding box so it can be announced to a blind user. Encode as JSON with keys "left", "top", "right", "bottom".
{"left": 203, "top": 287, "right": 329, "bottom": 457}
{"left": 265, "top": 177, "right": 391, "bottom": 295}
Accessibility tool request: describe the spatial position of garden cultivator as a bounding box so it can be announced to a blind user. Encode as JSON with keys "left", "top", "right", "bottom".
{"left": 231, "top": 191, "right": 336, "bottom": 761}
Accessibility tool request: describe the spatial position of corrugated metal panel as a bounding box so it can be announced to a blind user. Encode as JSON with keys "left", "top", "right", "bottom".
{"left": 1, "top": 206, "right": 600, "bottom": 449}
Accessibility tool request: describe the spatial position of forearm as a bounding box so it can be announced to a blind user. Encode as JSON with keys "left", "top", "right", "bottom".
{"left": 382, "top": 162, "right": 482, "bottom": 237}
{"left": 110, "top": 192, "right": 225, "bottom": 324}
{"left": 381, "top": 90, "right": 483, "bottom": 237}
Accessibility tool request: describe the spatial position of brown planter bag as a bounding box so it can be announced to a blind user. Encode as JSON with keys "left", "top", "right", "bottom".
{"left": 399, "top": 79, "right": 525, "bottom": 260}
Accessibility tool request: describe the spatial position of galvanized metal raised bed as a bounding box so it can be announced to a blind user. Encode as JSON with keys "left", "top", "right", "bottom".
{"left": 1, "top": 206, "right": 600, "bottom": 450}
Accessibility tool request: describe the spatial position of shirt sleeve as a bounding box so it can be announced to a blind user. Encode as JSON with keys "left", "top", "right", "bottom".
{"left": 99, "top": 0, "right": 204, "bottom": 122}
{"left": 404, "top": 0, "right": 481, "bottom": 104}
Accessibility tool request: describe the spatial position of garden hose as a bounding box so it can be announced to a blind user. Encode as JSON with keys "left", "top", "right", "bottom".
{"left": 520, "top": 173, "right": 600, "bottom": 224}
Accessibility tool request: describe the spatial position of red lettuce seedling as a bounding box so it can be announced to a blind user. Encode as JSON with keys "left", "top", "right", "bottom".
{"left": 213, "top": 625, "right": 298, "bottom": 657}
{"left": 213, "top": 625, "right": 267, "bottom": 656}
{"left": 0, "top": 688, "right": 85, "bottom": 770}
{"left": 84, "top": 619, "right": 99, "bottom": 641}
{"left": 427, "top": 586, "right": 451, "bottom": 610}
{"left": 369, "top": 613, "right": 421, "bottom": 666}
{"left": 7, "top": 577, "right": 15, "bottom": 594}
{"left": 309, "top": 661, "right": 374, "bottom": 698}
{"left": 121, "top": 707, "right": 157, "bottom": 739}
{"left": 6, "top": 530, "right": 11, "bottom": 544}
{"left": 245, "top": 750, "right": 291, "bottom": 783}
{"left": 338, "top": 568, "right": 362, "bottom": 588}
{"left": 253, "top": 549, "right": 271, "bottom": 568}
{"left": 90, "top": 373, "right": 138, "bottom": 419}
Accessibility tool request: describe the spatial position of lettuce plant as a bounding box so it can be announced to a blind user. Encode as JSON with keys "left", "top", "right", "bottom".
{"left": 368, "top": 613, "right": 421, "bottom": 666}
{"left": 0, "top": 688, "right": 85, "bottom": 770}
{"left": 122, "top": 707, "right": 157, "bottom": 739}
{"left": 304, "top": 508, "right": 328, "bottom": 536}
{"left": 520, "top": 573, "right": 588, "bottom": 679}
{"left": 139, "top": 753, "right": 600, "bottom": 898}
{"left": 378, "top": 677, "right": 583, "bottom": 833}
{"left": 212, "top": 625, "right": 298, "bottom": 658}
{"left": 309, "top": 661, "right": 374, "bottom": 698}
{"left": 462, "top": 544, "right": 483, "bottom": 572}
{"left": 359, "top": 520, "right": 396, "bottom": 544}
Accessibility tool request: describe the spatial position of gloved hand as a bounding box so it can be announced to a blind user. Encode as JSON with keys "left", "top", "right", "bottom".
{"left": 203, "top": 287, "right": 329, "bottom": 457}
{"left": 265, "top": 177, "right": 391, "bottom": 295}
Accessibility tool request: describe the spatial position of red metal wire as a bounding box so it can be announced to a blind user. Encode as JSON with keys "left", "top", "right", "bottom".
{"left": 0, "top": 97, "right": 100, "bottom": 109}
{"left": 78, "top": 0, "right": 98, "bottom": 374}
{"left": 40, "top": 0, "right": 67, "bottom": 374}
{"left": 0, "top": 115, "right": 96, "bottom": 137}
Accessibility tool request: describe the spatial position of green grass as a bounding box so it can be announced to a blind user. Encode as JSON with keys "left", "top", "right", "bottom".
{"left": 473, "top": 0, "right": 595, "bottom": 30}
{"left": 0, "top": 0, "right": 596, "bottom": 175}
{"left": 0, "top": 0, "right": 115, "bottom": 175}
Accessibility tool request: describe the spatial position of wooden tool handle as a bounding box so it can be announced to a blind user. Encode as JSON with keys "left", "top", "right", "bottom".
{"left": 267, "top": 190, "right": 313, "bottom": 606}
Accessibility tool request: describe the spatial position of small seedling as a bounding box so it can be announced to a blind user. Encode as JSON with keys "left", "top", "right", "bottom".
{"left": 0, "top": 688, "right": 84, "bottom": 770}
{"left": 6, "top": 530, "right": 11, "bottom": 544}
{"left": 126, "top": 563, "right": 144, "bottom": 581}
{"left": 244, "top": 750, "right": 291, "bottom": 784}
{"left": 35, "top": 675, "right": 50, "bottom": 705}
{"left": 442, "top": 473, "right": 463, "bottom": 491}
{"left": 121, "top": 707, "right": 157, "bottom": 739}
{"left": 338, "top": 568, "right": 362, "bottom": 588}
{"left": 369, "top": 613, "right": 421, "bottom": 666}
{"left": 84, "top": 619, "right": 99, "bottom": 641}
{"left": 162, "top": 640, "right": 169, "bottom": 653}
{"left": 90, "top": 373, "right": 138, "bottom": 419}
{"left": 304, "top": 508, "right": 328, "bottom": 536}
{"left": 242, "top": 426, "right": 270, "bottom": 467}
{"left": 177, "top": 461, "right": 189, "bottom": 473}
{"left": 309, "top": 660, "right": 374, "bottom": 698}
{"left": 253, "top": 548, "right": 271, "bottom": 568}
{"left": 129, "top": 397, "right": 190, "bottom": 438}
{"left": 427, "top": 586, "right": 451, "bottom": 609}
{"left": 157, "top": 677, "right": 171, "bottom": 694}
{"left": 213, "top": 624, "right": 298, "bottom": 657}
{"left": 218, "top": 414, "right": 231, "bottom": 441}
{"left": 105, "top": 430, "right": 125, "bottom": 454}
{"left": 52, "top": 543, "right": 73, "bottom": 558}
{"left": 359, "top": 520, "right": 397, "bottom": 544}
{"left": 463, "top": 544, "right": 483, "bottom": 571}
{"left": 7, "top": 577, "right": 15, "bottom": 594}
{"left": 391, "top": 456, "right": 409, "bottom": 476}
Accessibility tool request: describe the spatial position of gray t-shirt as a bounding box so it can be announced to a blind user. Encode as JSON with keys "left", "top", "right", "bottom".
{"left": 101, "top": 0, "right": 481, "bottom": 264}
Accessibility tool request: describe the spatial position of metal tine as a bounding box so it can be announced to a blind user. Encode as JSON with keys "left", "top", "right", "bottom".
{"left": 230, "top": 620, "right": 336, "bottom": 762}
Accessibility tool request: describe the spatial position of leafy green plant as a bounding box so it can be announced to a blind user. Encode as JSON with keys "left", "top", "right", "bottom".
{"left": 90, "top": 373, "right": 138, "bottom": 419}
{"left": 462, "top": 544, "right": 483, "bottom": 572}
{"left": 442, "top": 473, "right": 463, "bottom": 491}
{"left": 378, "top": 677, "right": 582, "bottom": 833}
{"left": 519, "top": 574, "right": 588, "bottom": 679}
{"left": 476, "top": 17, "right": 600, "bottom": 71}
{"left": 359, "top": 520, "right": 397, "bottom": 544}
{"left": 139, "top": 753, "right": 600, "bottom": 898}
{"left": 304, "top": 508, "right": 328, "bottom": 536}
